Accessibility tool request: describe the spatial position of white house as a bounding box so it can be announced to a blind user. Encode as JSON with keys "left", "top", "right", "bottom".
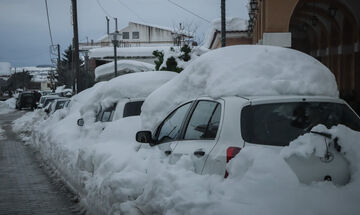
{"left": 81, "top": 21, "right": 193, "bottom": 50}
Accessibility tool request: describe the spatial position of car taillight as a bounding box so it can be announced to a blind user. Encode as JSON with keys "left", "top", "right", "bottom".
{"left": 226, "top": 147, "right": 241, "bottom": 163}
{"left": 225, "top": 147, "right": 241, "bottom": 178}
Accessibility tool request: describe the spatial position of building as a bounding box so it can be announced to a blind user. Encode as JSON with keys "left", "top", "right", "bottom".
{"left": 204, "top": 17, "right": 252, "bottom": 49}
{"left": 80, "top": 21, "right": 193, "bottom": 50}
{"left": 247, "top": 0, "right": 360, "bottom": 111}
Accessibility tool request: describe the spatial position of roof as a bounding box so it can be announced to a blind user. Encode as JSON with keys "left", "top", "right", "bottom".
{"left": 129, "top": 21, "right": 173, "bottom": 32}
{"left": 203, "top": 17, "right": 248, "bottom": 48}
{"left": 89, "top": 46, "right": 171, "bottom": 59}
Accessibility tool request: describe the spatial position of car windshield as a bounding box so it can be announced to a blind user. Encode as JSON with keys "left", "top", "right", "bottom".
{"left": 55, "top": 100, "right": 67, "bottom": 110}
{"left": 241, "top": 102, "right": 360, "bottom": 146}
{"left": 44, "top": 98, "right": 56, "bottom": 107}
{"left": 123, "top": 101, "right": 144, "bottom": 117}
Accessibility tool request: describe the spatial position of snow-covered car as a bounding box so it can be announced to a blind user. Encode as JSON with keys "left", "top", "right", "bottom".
{"left": 37, "top": 95, "right": 60, "bottom": 109}
{"left": 77, "top": 98, "right": 144, "bottom": 126}
{"left": 136, "top": 45, "right": 360, "bottom": 186}
{"left": 76, "top": 71, "right": 178, "bottom": 129}
{"left": 46, "top": 98, "right": 70, "bottom": 114}
{"left": 136, "top": 95, "right": 360, "bottom": 185}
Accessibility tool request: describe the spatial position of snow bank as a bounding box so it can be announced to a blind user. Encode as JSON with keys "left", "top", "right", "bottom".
{"left": 141, "top": 45, "right": 339, "bottom": 130}
{"left": 0, "top": 98, "right": 16, "bottom": 114}
{"left": 89, "top": 46, "right": 171, "bottom": 58}
{"left": 203, "top": 17, "right": 248, "bottom": 48}
{"left": 95, "top": 60, "right": 155, "bottom": 81}
{"left": 0, "top": 62, "right": 11, "bottom": 76}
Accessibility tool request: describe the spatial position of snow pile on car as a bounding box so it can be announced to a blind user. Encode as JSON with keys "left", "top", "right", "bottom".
{"left": 94, "top": 60, "right": 155, "bottom": 81}
{"left": 141, "top": 45, "right": 339, "bottom": 130}
{"left": 78, "top": 71, "right": 177, "bottom": 119}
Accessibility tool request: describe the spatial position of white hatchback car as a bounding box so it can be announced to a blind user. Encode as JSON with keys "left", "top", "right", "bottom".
{"left": 136, "top": 95, "right": 360, "bottom": 185}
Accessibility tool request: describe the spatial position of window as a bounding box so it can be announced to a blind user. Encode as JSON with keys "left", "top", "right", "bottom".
{"left": 122, "top": 32, "right": 129, "bottom": 39}
{"left": 184, "top": 101, "right": 221, "bottom": 140}
{"left": 241, "top": 102, "right": 360, "bottom": 146}
{"left": 156, "top": 102, "right": 192, "bottom": 144}
{"left": 100, "top": 110, "right": 112, "bottom": 122}
{"left": 132, "top": 31, "right": 139, "bottom": 39}
{"left": 123, "top": 101, "right": 144, "bottom": 117}
{"left": 96, "top": 104, "right": 117, "bottom": 122}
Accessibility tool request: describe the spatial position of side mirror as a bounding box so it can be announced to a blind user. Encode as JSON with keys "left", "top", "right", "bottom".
{"left": 77, "top": 118, "right": 84, "bottom": 127}
{"left": 136, "top": 131, "right": 154, "bottom": 144}
{"left": 44, "top": 108, "right": 50, "bottom": 114}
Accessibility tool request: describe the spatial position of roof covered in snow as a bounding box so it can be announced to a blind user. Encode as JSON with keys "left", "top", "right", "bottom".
{"left": 89, "top": 46, "right": 171, "bottom": 59}
{"left": 203, "top": 17, "right": 248, "bottom": 48}
{"left": 141, "top": 45, "right": 339, "bottom": 129}
{"left": 129, "top": 21, "right": 173, "bottom": 32}
{"left": 95, "top": 60, "right": 155, "bottom": 81}
{"left": 0, "top": 62, "right": 11, "bottom": 76}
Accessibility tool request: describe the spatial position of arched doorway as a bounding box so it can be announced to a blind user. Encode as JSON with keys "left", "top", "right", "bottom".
{"left": 289, "top": 0, "right": 360, "bottom": 112}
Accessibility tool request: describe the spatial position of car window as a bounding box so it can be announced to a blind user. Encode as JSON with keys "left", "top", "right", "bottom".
{"left": 156, "top": 102, "right": 193, "bottom": 144}
{"left": 184, "top": 101, "right": 221, "bottom": 140}
{"left": 241, "top": 102, "right": 360, "bottom": 146}
{"left": 44, "top": 98, "right": 55, "bottom": 107}
{"left": 123, "top": 101, "right": 144, "bottom": 117}
{"left": 99, "top": 104, "right": 117, "bottom": 122}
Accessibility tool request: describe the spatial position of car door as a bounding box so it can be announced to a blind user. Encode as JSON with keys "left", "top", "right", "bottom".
{"left": 154, "top": 102, "right": 194, "bottom": 156}
{"left": 170, "top": 100, "right": 222, "bottom": 174}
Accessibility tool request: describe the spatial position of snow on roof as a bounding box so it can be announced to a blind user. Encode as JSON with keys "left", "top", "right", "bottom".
{"left": 203, "top": 17, "right": 248, "bottom": 48}
{"left": 129, "top": 21, "right": 173, "bottom": 32}
{"left": 95, "top": 60, "right": 155, "bottom": 81}
{"left": 141, "top": 45, "right": 339, "bottom": 129}
{"left": 76, "top": 71, "right": 177, "bottom": 115}
{"left": 0, "top": 62, "right": 11, "bottom": 76}
{"left": 89, "top": 46, "right": 171, "bottom": 59}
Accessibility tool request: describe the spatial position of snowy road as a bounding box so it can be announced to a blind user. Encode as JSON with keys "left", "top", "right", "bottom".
{"left": 0, "top": 111, "right": 75, "bottom": 215}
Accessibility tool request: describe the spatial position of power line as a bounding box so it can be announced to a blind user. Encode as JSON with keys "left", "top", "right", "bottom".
{"left": 166, "top": 0, "right": 210, "bottom": 23}
{"left": 44, "top": 0, "right": 54, "bottom": 46}
{"left": 115, "top": 0, "right": 146, "bottom": 22}
{"left": 96, "top": 0, "right": 114, "bottom": 18}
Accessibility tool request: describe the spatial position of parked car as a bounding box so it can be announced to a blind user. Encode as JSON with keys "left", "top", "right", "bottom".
{"left": 38, "top": 95, "right": 60, "bottom": 109}
{"left": 77, "top": 98, "right": 144, "bottom": 126}
{"left": 45, "top": 98, "right": 70, "bottom": 114}
{"left": 136, "top": 95, "right": 360, "bottom": 185}
{"left": 75, "top": 71, "right": 177, "bottom": 128}
{"left": 15, "top": 91, "right": 40, "bottom": 110}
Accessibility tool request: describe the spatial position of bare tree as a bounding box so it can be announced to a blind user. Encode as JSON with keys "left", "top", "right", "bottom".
{"left": 172, "top": 21, "right": 202, "bottom": 46}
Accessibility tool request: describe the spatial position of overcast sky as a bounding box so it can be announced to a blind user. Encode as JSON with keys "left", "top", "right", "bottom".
{"left": 0, "top": 0, "right": 248, "bottom": 67}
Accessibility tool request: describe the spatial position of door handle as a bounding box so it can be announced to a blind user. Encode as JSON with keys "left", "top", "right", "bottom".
{"left": 193, "top": 150, "right": 205, "bottom": 157}
{"left": 164, "top": 150, "right": 172, "bottom": 155}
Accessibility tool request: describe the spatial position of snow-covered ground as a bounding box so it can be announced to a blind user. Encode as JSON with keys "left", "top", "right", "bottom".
{"left": 11, "top": 46, "right": 360, "bottom": 215}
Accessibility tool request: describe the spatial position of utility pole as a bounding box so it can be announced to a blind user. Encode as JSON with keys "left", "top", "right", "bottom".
{"left": 71, "top": 0, "right": 80, "bottom": 93}
{"left": 221, "top": 0, "right": 226, "bottom": 47}
{"left": 106, "top": 16, "right": 110, "bottom": 35}
{"left": 56, "top": 44, "right": 61, "bottom": 90}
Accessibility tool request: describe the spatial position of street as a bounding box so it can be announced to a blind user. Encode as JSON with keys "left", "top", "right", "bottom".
{"left": 0, "top": 111, "right": 75, "bottom": 215}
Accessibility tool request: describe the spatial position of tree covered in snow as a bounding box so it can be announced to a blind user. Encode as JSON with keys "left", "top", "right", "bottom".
{"left": 152, "top": 44, "right": 197, "bottom": 73}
